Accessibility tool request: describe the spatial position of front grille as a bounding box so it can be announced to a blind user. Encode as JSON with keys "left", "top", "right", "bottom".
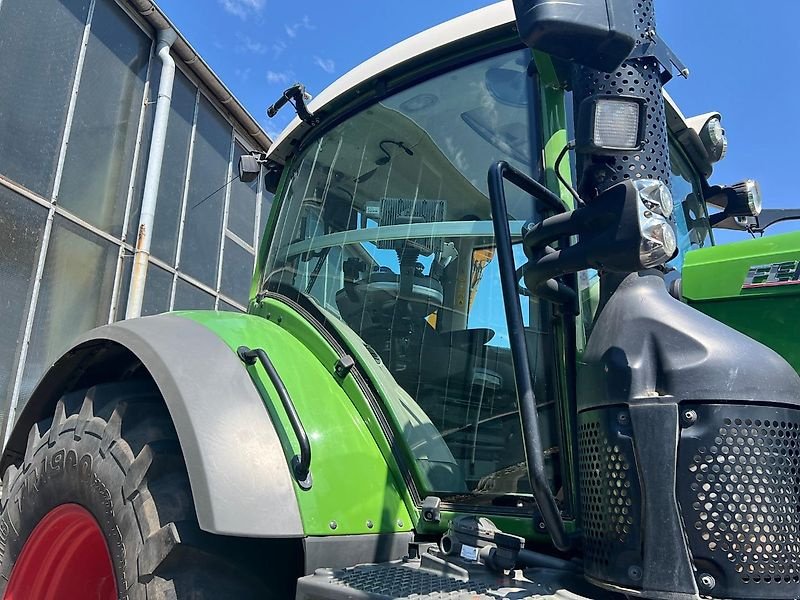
{"left": 577, "top": 409, "right": 643, "bottom": 587}
{"left": 678, "top": 404, "right": 800, "bottom": 598}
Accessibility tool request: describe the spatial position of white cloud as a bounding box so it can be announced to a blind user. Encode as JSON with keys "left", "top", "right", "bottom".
{"left": 266, "top": 70, "right": 292, "bottom": 85}
{"left": 235, "top": 67, "right": 252, "bottom": 82}
{"left": 235, "top": 33, "right": 268, "bottom": 55}
{"left": 218, "top": 0, "right": 265, "bottom": 20}
{"left": 271, "top": 40, "right": 287, "bottom": 59}
{"left": 284, "top": 15, "right": 314, "bottom": 39}
{"left": 313, "top": 56, "right": 335, "bottom": 74}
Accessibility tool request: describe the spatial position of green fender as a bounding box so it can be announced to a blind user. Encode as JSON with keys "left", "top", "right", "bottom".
{"left": 2, "top": 308, "right": 414, "bottom": 539}
{"left": 177, "top": 310, "right": 415, "bottom": 536}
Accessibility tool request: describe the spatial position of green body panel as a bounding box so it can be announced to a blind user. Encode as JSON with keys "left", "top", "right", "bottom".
{"left": 682, "top": 231, "right": 800, "bottom": 372}
{"left": 534, "top": 55, "right": 581, "bottom": 516}
{"left": 254, "top": 299, "right": 562, "bottom": 543}
{"left": 534, "top": 50, "right": 574, "bottom": 210}
{"left": 174, "top": 310, "right": 413, "bottom": 536}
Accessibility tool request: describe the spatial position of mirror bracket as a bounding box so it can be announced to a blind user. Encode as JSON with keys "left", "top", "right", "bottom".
{"left": 628, "top": 27, "right": 689, "bottom": 83}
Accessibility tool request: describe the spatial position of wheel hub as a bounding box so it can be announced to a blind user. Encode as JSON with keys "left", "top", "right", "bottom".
{"left": 4, "top": 503, "right": 117, "bottom": 600}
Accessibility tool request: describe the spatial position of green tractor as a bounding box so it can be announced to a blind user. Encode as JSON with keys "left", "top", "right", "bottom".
{"left": 1, "top": 1, "right": 798, "bottom": 598}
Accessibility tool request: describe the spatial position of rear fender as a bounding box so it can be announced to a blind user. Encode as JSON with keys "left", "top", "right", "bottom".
{"left": 1, "top": 314, "right": 303, "bottom": 538}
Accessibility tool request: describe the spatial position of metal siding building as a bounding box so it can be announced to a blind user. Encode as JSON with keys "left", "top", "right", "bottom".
{"left": 0, "top": 0, "right": 272, "bottom": 441}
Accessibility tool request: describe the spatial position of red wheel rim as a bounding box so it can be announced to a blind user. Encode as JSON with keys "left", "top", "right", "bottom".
{"left": 4, "top": 504, "right": 117, "bottom": 600}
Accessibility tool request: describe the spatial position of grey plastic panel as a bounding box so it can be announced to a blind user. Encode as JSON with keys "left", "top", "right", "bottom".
{"left": 303, "top": 533, "right": 413, "bottom": 574}
{"left": 6, "top": 314, "right": 303, "bottom": 538}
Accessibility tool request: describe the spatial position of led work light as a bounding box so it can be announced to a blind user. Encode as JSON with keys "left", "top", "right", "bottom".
{"left": 576, "top": 96, "right": 647, "bottom": 154}
{"left": 700, "top": 116, "right": 727, "bottom": 163}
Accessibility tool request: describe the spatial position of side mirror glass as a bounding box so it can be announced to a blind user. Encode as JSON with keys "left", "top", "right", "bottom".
{"left": 512, "top": 0, "right": 637, "bottom": 73}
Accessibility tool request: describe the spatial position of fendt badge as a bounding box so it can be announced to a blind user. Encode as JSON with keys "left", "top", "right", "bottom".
{"left": 743, "top": 260, "right": 800, "bottom": 289}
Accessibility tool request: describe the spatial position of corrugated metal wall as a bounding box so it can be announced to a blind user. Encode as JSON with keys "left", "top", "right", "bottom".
{"left": 0, "top": 0, "right": 272, "bottom": 441}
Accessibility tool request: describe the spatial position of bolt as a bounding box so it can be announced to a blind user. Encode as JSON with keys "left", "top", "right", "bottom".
{"left": 397, "top": 520, "right": 404, "bottom": 528}
{"left": 329, "top": 521, "right": 337, "bottom": 530}
{"left": 276, "top": 316, "right": 283, "bottom": 324}
{"left": 366, "top": 520, "right": 374, "bottom": 529}
{"left": 682, "top": 409, "right": 698, "bottom": 426}
{"left": 699, "top": 574, "right": 716, "bottom": 590}
{"left": 536, "top": 521, "right": 547, "bottom": 532}
{"left": 617, "top": 411, "right": 629, "bottom": 426}
{"left": 627, "top": 566, "right": 642, "bottom": 581}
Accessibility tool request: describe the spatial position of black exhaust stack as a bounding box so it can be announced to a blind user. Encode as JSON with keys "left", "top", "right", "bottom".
{"left": 512, "top": 2, "right": 800, "bottom": 599}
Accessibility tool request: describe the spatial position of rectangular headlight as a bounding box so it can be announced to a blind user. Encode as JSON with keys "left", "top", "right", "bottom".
{"left": 577, "top": 95, "right": 646, "bottom": 154}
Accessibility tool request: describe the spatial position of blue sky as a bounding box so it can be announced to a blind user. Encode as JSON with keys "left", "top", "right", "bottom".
{"left": 157, "top": 0, "right": 800, "bottom": 243}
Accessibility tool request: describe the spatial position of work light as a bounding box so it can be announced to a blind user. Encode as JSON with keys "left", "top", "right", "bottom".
{"left": 729, "top": 178, "right": 762, "bottom": 216}
{"left": 576, "top": 96, "right": 646, "bottom": 154}
{"left": 636, "top": 179, "right": 676, "bottom": 267}
{"left": 700, "top": 116, "right": 728, "bottom": 162}
{"left": 635, "top": 178, "right": 673, "bottom": 218}
{"left": 707, "top": 178, "right": 763, "bottom": 227}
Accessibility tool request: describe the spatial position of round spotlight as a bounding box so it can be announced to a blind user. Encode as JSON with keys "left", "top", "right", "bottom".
{"left": 731, "top": 179, "right": 763, "bottom": 216}
{"left": 701, "top": 117, "right": 728, "bottom": 163}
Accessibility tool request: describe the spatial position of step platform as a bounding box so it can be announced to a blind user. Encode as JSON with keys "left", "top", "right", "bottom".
{"left": 296, "top": 551, "right": 609, "bottom": 599}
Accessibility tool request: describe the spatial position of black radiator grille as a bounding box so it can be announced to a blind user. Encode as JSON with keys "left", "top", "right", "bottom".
{"left": 679, "top": 405, "right": 800, "bottom": 598}
{"left": 577, "top": 410, "right": 642, "bottom": 586}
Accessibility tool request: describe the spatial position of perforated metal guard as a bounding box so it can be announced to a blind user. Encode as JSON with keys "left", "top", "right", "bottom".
{"left": 577, "top": 409, "right": 643, "bottom": 588}
{"left": 572, "top": 0, "right": 670, "bottom": 194}
{"left": 336, "top": 564, "right": 489, "bottom": 597}
{"left": 678, "top": 404, "right": 800, "bottom": 599}
{"left": 298, "top": 563, "right": 495, "bottom": 599}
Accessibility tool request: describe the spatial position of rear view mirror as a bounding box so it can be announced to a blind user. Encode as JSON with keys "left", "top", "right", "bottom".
{"left": 513, "top": 0, "right": 637, "bottom": 73}
{"left": 238, "top": 154, "right": 261, "bottom": 183}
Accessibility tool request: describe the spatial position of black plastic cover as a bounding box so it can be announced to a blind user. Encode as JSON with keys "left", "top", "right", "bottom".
{"left": 578, "top": 271, "right": 800, "bottom": 411}
{"left": 513, "top": 0, "right": 637, "bottom": 73}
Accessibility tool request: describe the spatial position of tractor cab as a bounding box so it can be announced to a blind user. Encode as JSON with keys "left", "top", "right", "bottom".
{"left": 252, "top": 2, "right": 800, "bottom": 598}
{"left": 261, "top": 46, "right": 554, "bottom": 500}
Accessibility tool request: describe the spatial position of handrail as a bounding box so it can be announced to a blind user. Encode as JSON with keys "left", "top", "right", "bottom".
{"left": 487, "top": 160, "right": 573, "bottom": 552}
{"left": 238, "top": 346, "right": 313, "bottom": 490}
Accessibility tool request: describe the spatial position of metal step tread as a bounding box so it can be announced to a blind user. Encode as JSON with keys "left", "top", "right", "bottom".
{"left": 296, "top": 557, "right": 597, "bottom": 599}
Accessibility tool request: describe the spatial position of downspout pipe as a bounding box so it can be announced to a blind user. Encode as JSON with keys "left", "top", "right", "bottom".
{"left": 126, "top": 27, "right": 178, "bottom": 318}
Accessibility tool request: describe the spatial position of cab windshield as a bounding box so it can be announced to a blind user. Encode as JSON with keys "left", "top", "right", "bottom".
{"left": 263, "top": 48, "right": 561, "bottom": 504}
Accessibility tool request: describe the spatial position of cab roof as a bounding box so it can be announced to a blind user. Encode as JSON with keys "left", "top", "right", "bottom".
{"left": 266, "top": 1, "right": 516, "bottom": 164}
{"left": 265, "top": 1, "right": 711, "bottom": 175}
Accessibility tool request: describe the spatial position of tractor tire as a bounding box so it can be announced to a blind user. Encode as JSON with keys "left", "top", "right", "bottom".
{"left": 0, "top": 380, "right": 269, "bottom": 599}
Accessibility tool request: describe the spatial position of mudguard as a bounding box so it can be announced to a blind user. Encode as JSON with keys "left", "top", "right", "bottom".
{"left": 1, "top": 314, "right": 303, "bottom": 538}
{"left": 3, "top": 309, "right": 417, "bottom": 541}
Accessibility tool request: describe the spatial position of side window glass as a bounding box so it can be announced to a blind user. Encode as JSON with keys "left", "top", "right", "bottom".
{"left": 669, "top": 145, "right": 713, "bottom": 271}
